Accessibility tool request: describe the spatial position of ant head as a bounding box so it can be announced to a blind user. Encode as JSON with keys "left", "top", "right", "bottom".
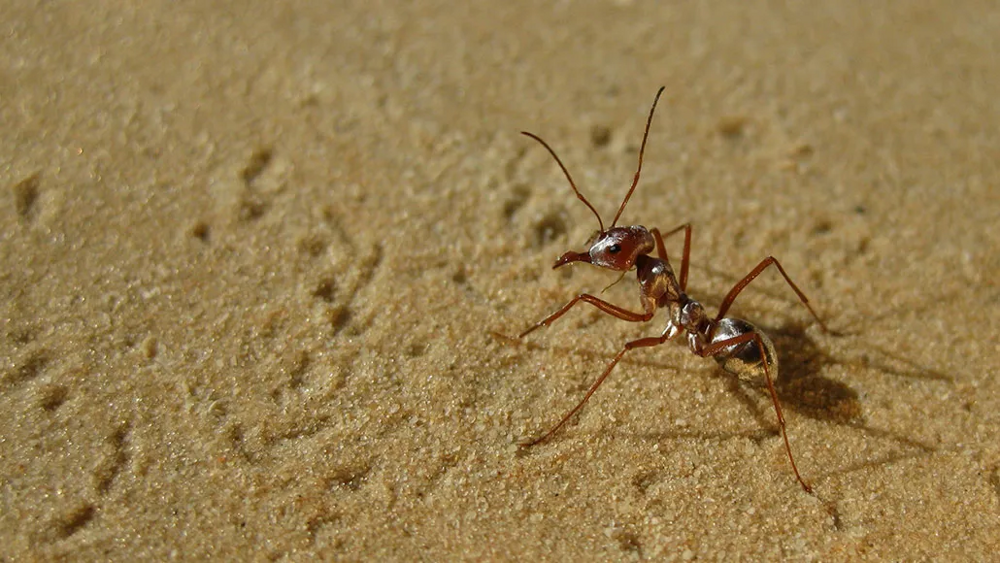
{"left": 522, "top": 86, "right": 666, "bottom": 271}
{"left": 554, "top": 226, "right": 654, "bottom": 271}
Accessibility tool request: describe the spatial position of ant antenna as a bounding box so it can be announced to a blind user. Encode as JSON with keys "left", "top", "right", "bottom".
{"left": 610, "top": 86, "right": 665, "bottom": 228}
{"left": 521, "top": 131, "right": 605, "bottom": 234}
{"left": 600, "top": 270, "right": 629, "bottom": 294}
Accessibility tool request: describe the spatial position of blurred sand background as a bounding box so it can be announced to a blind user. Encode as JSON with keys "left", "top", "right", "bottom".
{"left": 2, "top": 1, "right": 999, "bottom": 560}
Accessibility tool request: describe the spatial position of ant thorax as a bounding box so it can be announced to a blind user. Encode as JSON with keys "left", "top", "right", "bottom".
{"left": 637, "top": 254, "right": 681, "bottom": 310}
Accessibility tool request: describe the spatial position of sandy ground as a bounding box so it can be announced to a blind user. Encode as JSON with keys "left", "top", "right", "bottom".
{"left": 3, "top": 1, "right": 1000, "bottom": 560}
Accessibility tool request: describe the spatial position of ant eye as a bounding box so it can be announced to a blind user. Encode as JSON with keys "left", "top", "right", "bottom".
{"left": 609, "top": 244, "right": 621, "bottom": 253}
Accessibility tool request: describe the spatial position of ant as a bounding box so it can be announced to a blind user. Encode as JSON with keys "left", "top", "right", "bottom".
{"left": 517, "top": 86, "right": 829, "bottom": 493}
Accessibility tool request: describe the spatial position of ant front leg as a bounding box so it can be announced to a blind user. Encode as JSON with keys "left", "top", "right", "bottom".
{"left": 699, "top": 330, "right": 813, "bottom": 493}
{"left": 714, "top": 256, "right": 829, "bottom": 333}
{"left": 523, "top": 332, "right": 675, "bottom": 447}
{"left": 518, "top": 294, "right": 653, "bottom": 338}
{"left": 651, "top": 223, "right": 693, "bottom": 291}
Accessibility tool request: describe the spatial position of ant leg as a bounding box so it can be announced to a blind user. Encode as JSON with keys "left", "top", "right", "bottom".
{"left": 651, "top": 223, "right": 693, "bottom": 291}
{"left": 699, "top": 331, "right": 813, "bottom": 493}
{"left": 649, "top": 228, "right": 670, "bottom": 261}
{"left": 714, "top": 256, "right": 828, "bottom": 332}
{"left": 523, "top": 333, "right": 674, "bottom": 447}
{"left": 518, "top": 294, "right": 653, "bottom": 338}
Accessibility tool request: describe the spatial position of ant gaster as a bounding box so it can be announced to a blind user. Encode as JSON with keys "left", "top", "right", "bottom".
{"left": 518, "top": 86, "right": 829, "bottom": 493}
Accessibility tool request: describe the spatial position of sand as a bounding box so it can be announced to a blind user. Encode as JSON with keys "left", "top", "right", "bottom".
{"left": 2, "top": 1, "right": 999, "bottom": 560}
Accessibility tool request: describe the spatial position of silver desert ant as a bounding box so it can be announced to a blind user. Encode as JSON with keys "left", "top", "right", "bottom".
{"left": 518, "top": 86, "right": 829, "bottom": 493}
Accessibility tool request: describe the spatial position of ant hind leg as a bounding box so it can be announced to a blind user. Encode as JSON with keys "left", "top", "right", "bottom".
{"left": 699, "top": 330, "right": 813, "bottom": 493}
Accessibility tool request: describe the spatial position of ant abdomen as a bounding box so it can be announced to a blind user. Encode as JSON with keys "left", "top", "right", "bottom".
{"left": 710, "top": 318, "right": 779, "bottom": 384}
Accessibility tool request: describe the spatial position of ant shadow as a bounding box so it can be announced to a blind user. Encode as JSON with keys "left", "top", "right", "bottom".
{"left": 495, "top": 258, "right": 961, "bottom": 493}
{"left": 720, "top": 321, "right": 941, "bottom": 461}
{"left": 769, "top": 323, "right": 862, "bottom": 423}
{"left": 495, "top": 314, "right": 947, "bottom": 488}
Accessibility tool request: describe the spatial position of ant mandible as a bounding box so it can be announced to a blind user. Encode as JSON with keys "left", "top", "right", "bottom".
{"left": 517, "top": 86, "right": 829, "bottom": 493}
